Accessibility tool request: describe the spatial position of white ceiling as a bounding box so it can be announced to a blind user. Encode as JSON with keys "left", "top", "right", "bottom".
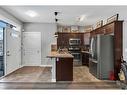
{"left": 1, "top": 6, "right": 127, "bottom": 26}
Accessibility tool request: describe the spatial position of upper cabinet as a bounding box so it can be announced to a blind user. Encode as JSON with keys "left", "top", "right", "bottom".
{"left": 84, "top": 32, "right": 90, "bottom": 45}
{"left": 90, "top": 21, "right": 120, "bottom": 37}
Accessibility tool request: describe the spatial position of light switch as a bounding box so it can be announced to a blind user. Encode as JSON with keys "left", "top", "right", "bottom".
{"left": 56, "top": 58, "right": 59, "bottom": 62}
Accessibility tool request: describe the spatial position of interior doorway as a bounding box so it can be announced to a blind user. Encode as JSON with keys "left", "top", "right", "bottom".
{"left": 22, "top": 32, "right": 41, "bottom": 66}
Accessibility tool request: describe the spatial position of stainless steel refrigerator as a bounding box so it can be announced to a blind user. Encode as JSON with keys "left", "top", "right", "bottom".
{"left": 89, "top": 35, "right": 114, "bottom": 80}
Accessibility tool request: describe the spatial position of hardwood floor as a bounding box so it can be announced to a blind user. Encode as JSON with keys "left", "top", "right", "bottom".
{"left": 0, "top": 66, "right": 52, "bottom": 82}
{"left": 0, "top": 66, "right": 100, "bottom": 82}
{"left": 0, "top": 66, "right": 121, "bottom": 89}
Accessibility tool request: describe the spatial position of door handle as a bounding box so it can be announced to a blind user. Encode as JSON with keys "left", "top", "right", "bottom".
{"left": 7, "top": 54, "right": 11, "bottom": 56}
{"left": 6, "top": 51, "right": 11, "bottom": 56}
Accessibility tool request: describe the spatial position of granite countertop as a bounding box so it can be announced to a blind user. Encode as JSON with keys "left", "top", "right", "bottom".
{"left": 47, "top": 51, "right": 74, "bottom": 58}
{"left": 81, "top": 50, "right": 91, "bottom": 54}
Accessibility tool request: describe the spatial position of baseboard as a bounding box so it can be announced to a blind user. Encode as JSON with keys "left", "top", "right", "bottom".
{"left": 52, "top": 79, "right": 56, "bottom": 82}
{"left": 22, "top": 64, "right": 52, "bottom": 67}
{"left": 22, "top": 64, "right": 41, "bottom": 66}
{"left": 40, "top": 65, "right": 52, "bottom": 67}
{"left": 19, "top": 65, "right": 24, "bottom": 68}
{"left": 0, "top": 75, "right": 6, "bottom": 80}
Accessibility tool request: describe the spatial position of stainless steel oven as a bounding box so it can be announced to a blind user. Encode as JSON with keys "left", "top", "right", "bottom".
{"left": 71, "top": 52, "right": 81, "bottom": 61}
{"left": 69, "top": 38, "right": 81, "bottom": 45}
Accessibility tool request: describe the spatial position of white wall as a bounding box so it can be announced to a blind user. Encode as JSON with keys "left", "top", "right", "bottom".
{"left": 0, "top": 7, "right": 23, "bottom": 74}
{"left": 23, "top": 23, "right": 57, "bottom": 66}
{"left": 0, "top": 8, "right": 22, "bottom": 31}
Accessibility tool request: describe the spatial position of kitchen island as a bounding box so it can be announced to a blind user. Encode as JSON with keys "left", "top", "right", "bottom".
{"left": 47, "top": 51, "right": 73, "bottom": 82}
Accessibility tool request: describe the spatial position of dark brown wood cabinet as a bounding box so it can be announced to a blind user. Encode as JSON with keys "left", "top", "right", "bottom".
{"left": 82, "top": 52, "right": 89, "bottom": 66}
{"left": 84, "top": 32, "right": 90, "bottom": 45}
{"left": 57, "top": 32, "right": 84, "bottom": 48}
{"left": 114, "top": 21, "right": 123, "bottom": 79}
{"left": 56, "top": 58, "right": 73, "bottom": 81}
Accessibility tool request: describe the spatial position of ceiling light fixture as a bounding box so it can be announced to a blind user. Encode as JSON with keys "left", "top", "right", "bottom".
{"left": 77, "top": 15, "right": 86, "bottom": 22}
{"left": 54, "top": 12, "right": 60, "bottom": 23}
{"left": 25, "top": 10, "right": 38, "bottom": 17}
{"left": 54, "top": 12, "right": 58, "bottom": 16}
{"left": 55, "top": 18, "right": 58, "bottom": 22}
{"left": 54, "top": 12, "right": 60, "bottom": 16}
{"left": 80, "top": 15, "right": 86, "bottom": 21}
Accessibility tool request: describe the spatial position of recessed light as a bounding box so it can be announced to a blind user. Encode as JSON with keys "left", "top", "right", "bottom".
{"left": 25, "top": 10, "right": 38, "bottom": 17}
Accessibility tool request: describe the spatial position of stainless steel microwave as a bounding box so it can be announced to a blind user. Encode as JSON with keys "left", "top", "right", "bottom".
{"left": 69, "top": 38, "right": 81, "bottom": 45}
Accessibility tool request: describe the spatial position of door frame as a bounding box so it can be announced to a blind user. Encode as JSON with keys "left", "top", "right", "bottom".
{"left": 3, "top": 27, "right": 21, "bottom": 76}
{"left": 0, "top": 27, "right": 5, "bottom": 77}
{"left": 3, "top": 27, "right": 7, "bottom": 75}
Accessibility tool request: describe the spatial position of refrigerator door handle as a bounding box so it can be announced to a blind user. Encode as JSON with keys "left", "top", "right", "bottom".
{"left": 90, "top": 38, "right": 94, "bottom": 57}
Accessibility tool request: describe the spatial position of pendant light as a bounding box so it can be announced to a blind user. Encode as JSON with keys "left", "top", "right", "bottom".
{"left": 54, "top": 12, "right": 59, "bottom": 37}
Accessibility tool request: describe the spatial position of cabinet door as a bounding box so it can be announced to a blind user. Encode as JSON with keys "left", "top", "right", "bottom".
{"left": 105, "top": 23, "right": 114, "bottom": 34}
{"left": 56, "top": 58, "right": 62, "bottom": 81}
{"left": 82, "top": 53, "right": 85, "bottom": 65}
{"left": 56, "top": 58, "right": 73, "bottom": 81}
{"left": 82, "top": 53, "right": 89, "bottom": 66}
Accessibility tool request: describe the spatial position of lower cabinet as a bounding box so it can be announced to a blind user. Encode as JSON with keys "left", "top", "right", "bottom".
{"left": 82, "top": 52, "right": 89, "bottom": 66}
{"left": 56, "top": 58, "right": 73, "bottom": 81}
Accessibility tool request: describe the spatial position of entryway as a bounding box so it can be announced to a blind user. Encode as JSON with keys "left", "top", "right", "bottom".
{"left": 0, "top": 21, "right": 21, "bottom": 78}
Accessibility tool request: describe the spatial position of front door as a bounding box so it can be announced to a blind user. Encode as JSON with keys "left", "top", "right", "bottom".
{"left": 23, "top": 32, "right": 41, "bottom": 66}
{"left": 4, "top": 27, "right": 21, "bottom": 75}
